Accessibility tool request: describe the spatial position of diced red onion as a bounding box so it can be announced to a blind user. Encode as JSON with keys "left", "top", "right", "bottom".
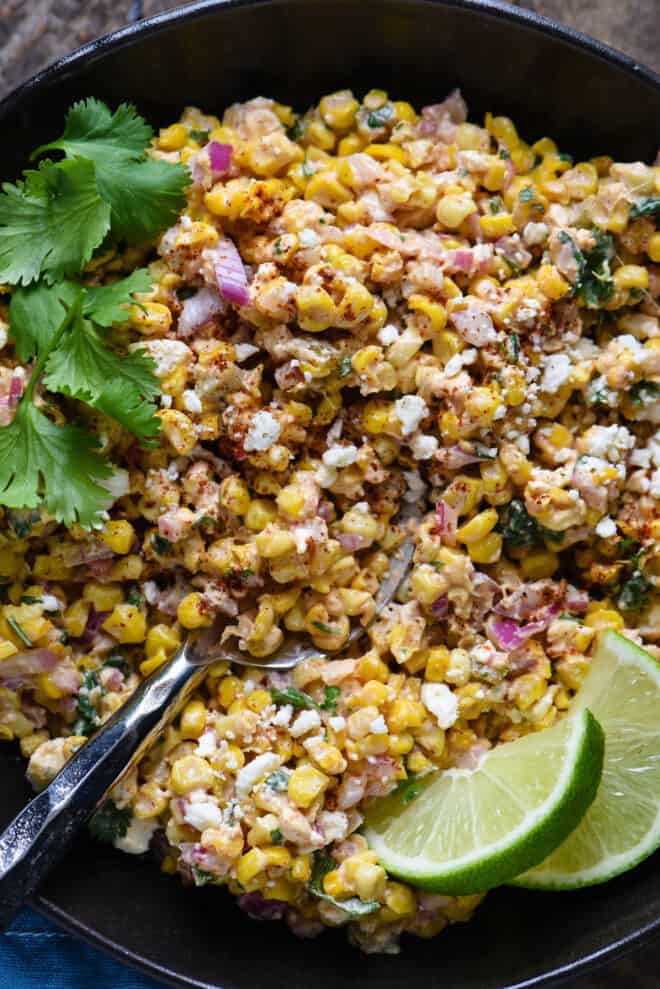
{"left": 238, "top": 893, "right": 288, "bottom": 921}
{"left": 78, "top": 606, "right": 110, "bottom": 645}
{"left": 436, "top": 445, "right": 485, "bottom": 470}
{"left": 449, "top": 304, "right": 497, "bottom": 346}
{"left": 486, "top": 602, "right": 562, "bottom": 652}
{"left": 50, "top": 663, "right": 80, "bottom": 695}
{"left": 435, "top": 499, "right": 458, "bottom": 545}
{"left": 86, "top": 557, "right": 115, "bottom": 581}
{"left": 215, "top": 238, "right": 249, "bottom": 307}
{"left": 450, "top": 249, "right": 474, "bottom": 272}
{"left": 0, "top": 648, "right": 58, "bottom": 679}
{"left": 177, "top": 286, "right": 224, "bottom": 338}
{"left": 208, "top": 142, "right": 232, "bottom": 177}
{"left": 337, "top": 532, "right": 371, "bottom": 552}
{"left": 431, "top": 594, "right": 449, "bottom": 618}
{"left": 9, "top": 373, "right": 24, "bottom": 404}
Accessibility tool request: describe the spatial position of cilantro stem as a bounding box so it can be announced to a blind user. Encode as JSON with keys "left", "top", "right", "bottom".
{"left": 24, "top": 292, "right": 82, "bottom": 404}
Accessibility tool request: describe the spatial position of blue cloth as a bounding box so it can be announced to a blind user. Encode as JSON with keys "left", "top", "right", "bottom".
{"left": 0, "top": 907, "right": 164, "bottom": 989}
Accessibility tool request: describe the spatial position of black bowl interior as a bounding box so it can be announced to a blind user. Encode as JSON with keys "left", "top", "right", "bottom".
{"left": 0, "top": 1, "right": 659, "bottom": 987}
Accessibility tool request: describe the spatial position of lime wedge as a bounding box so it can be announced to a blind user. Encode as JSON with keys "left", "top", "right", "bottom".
{"left": 514, "top": 630, "right": 660, "bottom": 889}
{"left": 363, "top": 708, "right": 603, "bottom": 894}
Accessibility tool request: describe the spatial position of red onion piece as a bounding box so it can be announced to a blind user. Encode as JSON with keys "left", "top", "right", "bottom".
{"left": 337, "top": 532, "right": 371, "bottom": 552}
{"left": 436, "top": 445, "right": 485, "bottom": 470}
{"left": 435, "top": 499, "right": 458, "bottom": 545}
{"left": 450, "top": 249, "right": 474, "bottom": 272}
{"left": 238, "top": 893, "right": 288, "bottom": 921}
{"left": 177, "top": 286, "right": 224, "bottom": 337}
{"left": 486, "top": 617, "right": 544, "bottom": 652}
{"left": 9, "top": 373, "right": 24, "bottom": 404}
{"left": 50, "top": 663, "right": 80, "bottom": 695}
{"left": 449, "top": 304, "right": 497, "bottom": 346}
{"left": 208, "top": 141, "right": 232, "bottom": 177}
{"left": 0, "top": 648, "right": 58, "bottom": 679}
{"left": 431, "top": 594, "right": 449, "bottom": 618}
{"left": 565, "top": 585, "right": 589, "bottom": 614}
{"left": 78, "top": 606, "right": 110, "bottom": 645}
{"left": 215, "top": 237, "right": 249, "bottom": 307}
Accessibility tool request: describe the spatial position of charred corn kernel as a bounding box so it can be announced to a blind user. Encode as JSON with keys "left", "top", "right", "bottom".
{"left": 158, "top": 409, "right": 197, "bottom": 455}
{"left": 129, "top": 301, "right": 173, "bottom": 336}
{"left": 408, "top": 294, "right": 446, "bottom": 332}
{"left": 648, "top": 233, "right": 660, "bottom": 262}
{"left": 177, "top": 592, "right": 212, "bottom": 630}
{"left": 385, "top": 882, "right": 417, "bottom": 916}
{"left": 455, "top": 508, "right": 498, "bottom": 544}
{"left": 220, "top": 476, "right": 251, "bottom": 516}
{"left": 425, "top": 646, "right": 450, "bottom": 682}
{"left": 170, "top": 755, "right": 214, "bottom": 793}
{"left": 563, "top": 162, "right": 598, "bottom": 199}
{"left": 479, "top": 212, "right": 516, "bottom": 237}
{"left": 585, "top": 609, "right": 625, "bottom": 631}
{"left": 465, "top": 387, "right": 501, "bottom": 426}
{"left": 277, "top": 485, "right": 306, "bottom": 518}
{"left": 296, "top": 284, "right": 336, "bottom": 332}
{"left": 103, "top": 603, "right": 146, "bottom": 643}
{"left": 146, "top": 623, "right": 180, "bottom": 658}
{"left": 438, "top": 410, "right": 461, "bottom": 442}
{"left": 83, "top": 581, "right": 124, "bottom": 611}
{"left": 365, "top": 143, "right": 406, "bottom": 163}
{"left": 62, "top": 599, "right": 90, "bottom": 638}
{"left": 140, "top": 650, "right": 169, "bottom": 677}
{"left": 100, "top": 520, "right": 135, "bottom": 555}
{"left": 158, "top": 123, "right": 188, "bottom": 150}
{"left": 613, "top": 265, "right": 649, "bottom": 291}
{"left": 236, "top": 848, "right": 268, "bottom": 885}
{"left": 436, "top": 193, "right": 476, "bottom": 229}
{"left": 480, "top": 459, "right": 509, "bottom": 499}
{"left": 288, "top": 764, "right": 330, "bottom": 808}
{"left": 467, "top": 532, "right": 502, "bottom": 564}
{"left": 521, "top": 551, "right": 560, "bottom": 580}
{"left": 246, "top": 689, "right": 272, "bottom": 714}
{"left": 291, "top": 854, "right": 312, "bottom": 882}
{"left": 180, "top": 699, "right": 207, "bottom": 739}
{"left": 245, "top": 498, "right": 278, "bottom": 532}
{"left": 536, "top": 263, "right": 570, "bottom": 300}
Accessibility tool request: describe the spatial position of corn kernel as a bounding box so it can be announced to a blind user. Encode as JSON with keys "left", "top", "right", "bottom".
{"left": 170, "top": 755, "right": 215, "bottom": 793}
{"left": 220, "top": 476, "right": 251, "bottom": 516}
{"left": 177, "top": 592, "right": 212, "bottom": 630}
{"left": 467, "top": 532, "right": 503, "bottom": 564}
{"left": 287, "top": 764, "right": 330, "bottom": 808}
{"left": 613, "top": 265, "right": 649, "bottom": 291}
{"left": 585, "top": 609, "right": 625, "bottom": 631}
{"left": 103, "top": 603, "right": 146, "bottom": 643}
{"left": 521, "top": 551, "right": 560, "bottom": 580}
{"left": 101, "top": 520, "right": 135, "bottom": 555}
{"left": 180, "top": 699, "right": 207, "bottom": 739}
{"left": 455, "top": 508, "right": 499, "bottom": 545}
{"left": 648, "top": 233, "right": 660, "bottom": 263}
{"left": 158, "top": 123, "right": 188, "bottom": 151}
{"left": 436, "top": 193, "right": 476, "bottom": 229}
{"left": 479, "top": 213, "right": 516, "bottom": 238}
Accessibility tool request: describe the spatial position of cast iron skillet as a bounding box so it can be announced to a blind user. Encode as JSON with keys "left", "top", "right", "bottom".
{"left": 0, "top": 1, "right": 659, "bottom": 986}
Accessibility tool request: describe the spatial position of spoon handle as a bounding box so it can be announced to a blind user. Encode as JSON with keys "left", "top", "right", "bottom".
{"left": 0, "top": 643, "right": 202, "bottom": 929}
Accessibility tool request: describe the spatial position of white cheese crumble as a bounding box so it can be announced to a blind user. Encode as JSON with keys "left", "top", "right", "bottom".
{"left": 299, "top": 227, "right": 320, "bottom": 247}
{"left": 443, "top": 354, "right": 463, "bottom": 378}
{"left": 132, "top": 338, "right": 190, "bottom": 377}
{"left": 273, "top": 704, "right": 294, "bottom": 727}
{"left": 378, "top": 324, "right": 401, "bottom": 346}
{"left": 583, "top": 424, "right": 634, "bottom": 462}
{"left": 184, "top": 799, "right": 224, "bottom": 832}
{"left": 394, "top": 395, "right": 428, "bottom": 436}
{"left": 143, "top": 580, "right": 159, "bottom": 605}
{"left": 234, "top": 343, "right": 260, "bottom": 362}
{"left": 402, "top": 469, "right": 427, "bottom": 502}
{"left": 595, "top": 516, "right": 617, "bottom": 538}
{"left": 630, "top": 449, "right": 651, "bottom": 469}
{"left": 316, "top": 464, "right": 338, "bottom": 488}
{"left": 421, "top": 683, "right": 459, "bottom": 729}
{"left": 328, "top": 716, "right": 346, "bottom": 732}
{"left": 244, "top": 411, "right": 281, "bottom": 452}
{"left": 410, "top": 433, "right": 439, "bottom": 460}
{"left": 369, "top": 715, "right": 388, "bottom": 734}
{"left": 40, "top": 594, "right": 60, "bottom": 612}
{"left": 290, "top": 709, "right": 322, "bottom": 738}
{"left": 522, "top": 221, "right": 549, "bottom": 245}
{"left": 235, "top": 753, "right": 282, "bottom": 799}
{"left": 540, "top": 354, "right": 573, "bottom": 392}
{"left": 113, "top": 818, "right": 157, "bottom": 855}
{"left": 195, "top": 731, "right": 217, "bottom": 758}
{"left": 650, "top": 469, "right": 660, "bottom": 499}
{"left": 317, "top": 810, "right": 350, "bottom": 844}
{"left": 322, "top": 444, "right": 359, "bottom": 469}
{"left": 182, "top": 389, "right": 202, "bottom": 414}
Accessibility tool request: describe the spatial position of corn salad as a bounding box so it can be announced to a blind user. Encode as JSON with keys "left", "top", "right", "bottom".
{"left": 1, "top": 87, "right": 659, "bottom": 953}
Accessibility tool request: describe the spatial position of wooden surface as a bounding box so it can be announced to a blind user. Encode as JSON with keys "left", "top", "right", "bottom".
{"left": 0, "top": 0, "right": 658, "bottom": 985}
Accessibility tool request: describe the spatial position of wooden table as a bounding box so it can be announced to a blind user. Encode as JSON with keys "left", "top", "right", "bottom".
{"left": 0, "top": 0, "right": 658, "bottom": 986}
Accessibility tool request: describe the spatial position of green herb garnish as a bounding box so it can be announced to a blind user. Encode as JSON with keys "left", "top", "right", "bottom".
{"left": 311, "top": 620, "right": 334, "bottom": 635}
{"left": 189, "top": 129, "right": 210, "bottom": 144}
{"left": 618, "top": 569, "right": 652, "bottom": 612}
{"left": 192, "top": 866, "right": 216, "bottom": 886}
{"left": 366, "top": 105, "right": 394, "bottom": 129}
{"left": 151, "top": 534, "right": 173, "bottom": 555}
{"left": 319, "top": 686, "right": 341, "bottom": 714}
{"left": 265, "top": 769, "right": 290, "bottom": 792}
{"left": 629, "top": 197, "right": 660, "bottom": 220}
{"left": 309, "top": 849, "right": 379, "bottom": 916}
{"left": 6, "top": 616, "right": 33, "bottom": 647}
{"left": 271, "top": 687, "right": 318, "bottom": 710}
{"left": 629, "top": 380, "right": 660, "bottom": 407}
{"left": 338, "top": 355, "right": 354, "bottom": 378}
{"left": 518, "top": 188, "right": 535, "bottom": 203}
{"left": 89, "top": 800, "right": 131, "bottom": 844}
{"left": 270, "top": 828, "right": 284, "bottom": 845}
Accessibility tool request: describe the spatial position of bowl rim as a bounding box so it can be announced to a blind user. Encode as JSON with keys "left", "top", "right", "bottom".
{"left": 3, "top": 0, "right": 659, "bottom": 985}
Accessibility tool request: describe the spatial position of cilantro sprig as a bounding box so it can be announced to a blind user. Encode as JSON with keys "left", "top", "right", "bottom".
{"left": 0, "top": 98, "right": 188, "bottom": 526}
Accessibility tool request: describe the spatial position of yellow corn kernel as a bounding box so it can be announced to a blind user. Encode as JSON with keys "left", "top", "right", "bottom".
{"left": 410, "top": 565, "right": 447, "bottom": 608}
{"left": 246, "top": 689, "right": 272, "bottom": 714}
{"left": 648, "top": 233, "right": 660, "bottom": 263}
{"left": 337, "top": 133, "right": 364, "bottom": 156}
{"left": 276, "top": 485, "right": 306, "bottom": 519}
{"left": 479, "top": 212, "right": 516, "bottom": 237}
{"left": 455, "top": 508, "right": 498, "bottom": 545}
{"left": 287, "top": 764, "right": 330, "bottom": 808}
{"left": 218, "top": 675, "right": 241, "bottom": 708}
{"left": 306, "top": 739, "right": 347, "bottom": 775}
{"left": 384, "top": 881, "right": 416, "bottom": 916}
{"left": 408, "top": 294, "right": 447, "bottom": 332}
{"left": 467, "top": 532, "right": 503, "bottom": 564}
{"left": 110, "top": 555, "right": 144, "bottom": 582}
{"left": 220, "top": 476, "right": 251, "bottom": 516}
{"left": 295, "top": 284, "right": 336, "bottom": 332}
{"left": 100, "top": 519, "right": 135, "bottom": 555}
{"left": 304, "top": 170, "right": 351, "bottom": 209}
{"left": 613, "top": 265, "right": 649, "bottom": 291}
{"left": 0, "top": 640, "right": 18, "bottom": 661}
{"left": 391, "top": 99, "right": 415, "bottom": 122}
{"left": 139, "top": 650, "right": 168, "bottom": 677}
{"left": 236, "top": 848, "right": 268, "bottom": 886}
{"left": 536, "top": 263, "right": 570, "bottom": 300}
{"left": 36, "top": 671, "right": 67, "bottom": 700}
{"left": 563, "top": 162, "right": 598, "bottom": 200}
{"left": 436, "top": 193, "right": 476, "bottom": 229}
{"left": 254, "top": 527, "right": 296, "bottom": 559}
{"left": 365, "top": 143, "right": 406, "bottom": 163}
{"left": 322, "top": 869, "right": 348, "bottom": 899}
{"left": 128, "top": 301, "right": 173, "bottom": 337}
{"left": 62, "top": 599, "right": 90, "bottom": 638}
{"left": 432, "top": 330, "right": 462, "bottom": 363}
{"left": 103, "top": 603, "right": 146, "bottom": 643}
{"left": 425, "top": 646, "right": 450, "bottom": 682}
{"left": 521, "top": 551, "right": 560, "bottom": 580}
{"left": 158, "top": 123, "right": 188, "bottom": 151}
{"left": 388, "top": 733, "right": 414, "bottom": 756}
{"left": 345, "top": 858, "right": 387, "bottom": 901}
{"left": 291, "top": 854, "right": 312, "bottom": 883}
{"left": 83, "top": 581, "right": 124, "bottom": 611}
{"left": 146, "top": 623, "right": 180, "bottom": 658}
{"left": 387, "top": 698, "right": 425, "bottom": 733}
{"left": 177, "top": 592, "right": 212, "bottom": 630}
{"left": 158, "top": 409, "right": 197, "bottom": 456}
{"left": 170, "top": 755, "right": 214, "bottom": 794}
{"left": 483, "top": 158, "right": 508, "bottom": 191}
{"left": 245, "top": 498, "right": 278, "bottom": 532}
{"left": 585, "top": 609, "right": 625, "bottom": 631}
{"left": 465, "top": 386, "right": 502, "bottom": 426}
{"left": 180, "top": 699, "right": 207, "bottom": 739}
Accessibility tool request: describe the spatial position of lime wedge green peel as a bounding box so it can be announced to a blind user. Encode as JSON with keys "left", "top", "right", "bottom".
{"left": 364, "top": 707, "right": 604, "bottom": 895}
{"left": 514, "top": 631, "right": 660, "bottom": 890}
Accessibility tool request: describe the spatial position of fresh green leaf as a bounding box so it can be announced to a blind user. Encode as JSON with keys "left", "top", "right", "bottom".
{"left": 309, "top": 849, "right": 379, "bottom": 916}
{"left": 0, "top": 399, "right": 113, "bottom": 527}
{"left": 270, "top": 828, "right": 284, "bottom": 844}
{"left": 7, "top": 616, "right": 32, "bottom": 647}
{"left": 9, "top": 280, "right": 78, "bottom": 360}
{"left": 338, "top": 355, "right": 353, "bottom": 378}
{"left": 105, "top": 653, "right": 131, "bottom": 676}
{"left": 83, "top": 268, "right": 153, "bottom": 326}
{"left": 35, "top": 99, "right": 153, "bottom": 163}
{"left": 629, "top": 380, "right": 660, "bottom": 407}
{"left": 7, "top": 508, "right": 41, "bottom": 539}
{"left": 192, "top": 866, "right": 217, "bottom": 886}
{"left": 74, "top": 670, "right": 102, "bottom": 735}
{"left": 0, "top": 158, "right": 110, "bottom": 285}
{"left": 561, "top": 229, "right": 615, "bottom": 308}
{"left": 20, "top": 595, "right": 42, "bottom": 605}
{"left": 497, "top": 499, "right": 542, "bottom": 548}
{"left": 319, "top": 686, "right": 340, "bottom": 714}
{"left": 89, "top": 800, "right": 131, "bottom": 844}
{"left": 189, "top": 129, "right": 210, "bottom": 144}
{"left": 271, "top": 687, "right": 317, "bottom": 710}
{"left": 618, "top": 569, "right": 651, "bottom": 612}
{"left": 126, "top": 586, "right": 143, "bottom": 608}
{"left": 151, "top": 533, "right": 172, "bottom": 554}
{"left": 629, "top": 197, "right": 660, "bottom": 220}
{"left": 264, "top": 769, "right": 290, "bottom": 792}
{"left": 93, "top": 378, "right": 161, "bottom": 445}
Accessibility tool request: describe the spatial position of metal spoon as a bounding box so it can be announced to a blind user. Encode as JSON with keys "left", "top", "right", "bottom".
{"left": 0, "top": 503, "right": 419, "bottom": 927}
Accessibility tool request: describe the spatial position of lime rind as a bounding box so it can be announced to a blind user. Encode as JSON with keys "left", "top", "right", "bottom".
{"left": 513, "top": 631, "right": 660, "bottom": 890}
{"left": 364, "top": 708, "right": 604, "bottom": 895}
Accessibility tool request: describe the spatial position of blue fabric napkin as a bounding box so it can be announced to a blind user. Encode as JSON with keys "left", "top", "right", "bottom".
{"left": 1, "top": 907, "right": 165, "bottom": 989}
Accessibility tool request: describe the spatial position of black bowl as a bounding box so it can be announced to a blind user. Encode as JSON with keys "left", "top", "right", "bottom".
{"left": 1, "top": 1, "right": 659, "bottom": 986}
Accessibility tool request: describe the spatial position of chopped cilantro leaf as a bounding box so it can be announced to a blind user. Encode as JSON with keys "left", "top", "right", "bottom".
{"left": 105, "top": 653, "right": 131, "bottom": 676}
{"left": 629, "top": 380, "right": 660, "bottom": 407}
{"left": 20, "top": 594, "right": 42, "bottom": 605}
{"left": 558, "top": 152, "right": 573, "bottom": 164}
{"left": 393, "top": 773, "right": 425, "bottom": 805}
{"left": 497, "top": 499, "right": 542, "bottom": 547}
{"left": 309, "top": 849, "right": 379, "bottom": 915}
{"left": 151, "top": 534, "right": 173, "bottom": 555}
{"left": 618, "top": 569, "right": 651, "bottom": 612}
{"left": 7, "top": 616, "right": 33, "bottom": 647}
{"left": 312, "top": 620, "right": 334, "bottom": 635}
{"left": 508, "top": 332, "right": 520, "bottom": 362}
{"left": 177, "top": 286, "right": 197, "bottom": 301}
{"left": 74, "top": 670, "right": 102, "bottom": 736}
{"left": 189, "top": 129, "right": 210, "bottom": 144}
{"left": 629, "top": 197, "right": 660, "bottom": 219}
{"left": 271, "top": 687, "right": 317, "bottom": 709}
{"left": 287, "top": 119, "right": 304, "bottom": 141}
{"left": 488, "top": 196, "right": 503, "bottom": 214}
{"left": 366, "top": 105, "right": 394, "bottom": 129}
{"left": 192, "top": 866, "right": 216, "bottom": 886}
{"left": 89, "top": 801, "right": 131, "bottom": 844}
{"left": 561, "top": 229, "right": 615, "bottom": 308}
{"left": 265, "top": 769, "right": 290, "bottom": 792}
{"left": 126, "top": 586, "right": 143, "bottom": 608}
{"left": 338, "top": 355, "right": 354, "bottom": 378}
{"left": 270, "top": 828, "right": 283, "bottom": 844}
{"left": 518, "top": 188, "right": 535, "bottom": 203}
{"left": 498, "top": 148, "right": 511, "bottom": 159}
{"left": 319, "top": 686, "right": 340, "bottom": 714}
